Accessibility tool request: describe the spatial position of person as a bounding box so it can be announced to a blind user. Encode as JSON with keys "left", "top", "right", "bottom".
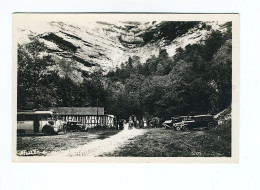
{"left": 140, "top": 119, "right": 144, "bottom": 128}
{"left": 133, "top": 115, "right": 137, "bottom": 128}
{"left": 119, "top": 119, "right": 124, "bottom": 130}
{"left": 143, "top": 118, "right": 147, "bottom": 128}
{"left": 136, "top": 120, "right": 139, "bottom": 128}
{"left": 128, "top": 115, "right": 133, "bottom": 129}
{"left": 128, "top": 119, "right": 133, "bottom": 130}
{"left": 114, "top": 116, "right": 118, "bottom": 130}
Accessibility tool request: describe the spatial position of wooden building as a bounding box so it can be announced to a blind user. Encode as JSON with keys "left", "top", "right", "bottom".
{"left": 51, "top": 107, "right": 114, "bottom": 128}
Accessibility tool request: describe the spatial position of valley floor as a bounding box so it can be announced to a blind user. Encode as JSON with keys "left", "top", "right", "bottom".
{"left": 49, "top": 124, "right": 146, "bottom": 157}
{"left": 16, "top": 130, "right": 120, "bottom": 156}
{"left": 104, "top": 121, "right": 231, "bottom": 157}
{"left": 17, "top": 121, "right": 231, "bottom": 157}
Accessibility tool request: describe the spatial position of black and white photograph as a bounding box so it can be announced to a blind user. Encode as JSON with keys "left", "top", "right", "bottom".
{"left": 13, "top": 13, "right": 239, "bottom": 162}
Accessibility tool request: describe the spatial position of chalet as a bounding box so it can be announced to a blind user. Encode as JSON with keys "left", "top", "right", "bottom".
{"left": 50, "top": 107, "right": 114, "bottom": 128}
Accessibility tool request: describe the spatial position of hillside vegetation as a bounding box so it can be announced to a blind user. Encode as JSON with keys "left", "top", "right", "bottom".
{"left": 17, "top": 22, "right": 232, "bottom": 120}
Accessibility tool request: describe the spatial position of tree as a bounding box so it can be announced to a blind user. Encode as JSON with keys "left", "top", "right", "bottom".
{"left": 17, "top": 40, "right": 56, "bottom": 109}
{"left": 209, "top": 39, "right": 232, "bottom": 112}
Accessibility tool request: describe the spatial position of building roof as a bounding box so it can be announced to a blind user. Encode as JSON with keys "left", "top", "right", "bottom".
{"left": 17, "top": 111, "right": 35, "bottom": 115}
{"left": 35, "top": 111, "right": 53, "bottom": 115}
{"left": 17, "top": 110, "right": 53, "bottom": 115}
{"left": 51, "top": 107, "right": 104, "bottom": 116}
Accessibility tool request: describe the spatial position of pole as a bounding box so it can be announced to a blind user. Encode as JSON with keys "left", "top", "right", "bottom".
{"left": 96, "top": 98, "right": 99, "bottom": 127}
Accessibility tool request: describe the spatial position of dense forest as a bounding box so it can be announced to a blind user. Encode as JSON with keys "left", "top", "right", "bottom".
{"left": 17, "top": 22, "right": 232, "bottom": 120}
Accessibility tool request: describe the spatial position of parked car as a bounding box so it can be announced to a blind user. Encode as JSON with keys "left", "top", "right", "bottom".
{"left": 149, "top": 117, "right": 160, "bottom": 128}
{"left": 17, "top": 110, "right": 67, "bottom": 135}
{"left": 66, "top": 121, "right": 84, "bottom": 132}
{"left": 174, "top": 115, "right": 217, "bottom": 131}
{"left": 162, "top": 120, "right": 173, "bottom": 129}
{"left": 174, "top": 120, "right": 194, "bottom": 131}
{"left": 162, "top": 116, "right": 188, "bottom": 130}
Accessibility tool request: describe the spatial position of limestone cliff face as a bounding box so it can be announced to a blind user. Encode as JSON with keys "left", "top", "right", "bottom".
{"left": 17, "top": 20, "right": 228, "bottom": 74}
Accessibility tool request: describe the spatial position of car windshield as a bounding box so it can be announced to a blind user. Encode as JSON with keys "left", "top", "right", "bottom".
{"left": 183, "top": 117, "right": 192, "bottom": 121}
{"left": 41, "top": 114, "right": 53, "bottom": 120}
{"left": 193, "top": 116, "right": 213, "bottom": 121}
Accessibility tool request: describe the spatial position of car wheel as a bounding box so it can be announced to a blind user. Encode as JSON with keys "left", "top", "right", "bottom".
{"left": 175, "top": 126, "right": 181, "bottom": 131}
{"left": 182, "top": 125, "right": 189, "bottom": 132}
{"left": 43, "top": 126, "right": 54, "bottom": 135}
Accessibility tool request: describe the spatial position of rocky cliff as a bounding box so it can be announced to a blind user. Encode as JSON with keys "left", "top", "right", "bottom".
{"left": 17, "top": 20, "right": 228, "bottom": 74}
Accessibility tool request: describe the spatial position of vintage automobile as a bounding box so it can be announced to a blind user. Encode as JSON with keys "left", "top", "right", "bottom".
{"left": 149, "top": 117, "right": 161, "bottom": 128}
{"left": 174, "top": 114, "right": 217, "bottom": 131}
{"left": 162, "top": 116, "right": 189, "bottom": 130}
{"left": 17, "top": 110, "right": 67, "bottom": 135}
{"left": 162, "top": 120, "right": 174, "bottom": 129}
{"left": 66, "top": 121, "right": 85, "bottom": 132}
{"left": 174, "top": 120, "right": 194, "bottom": 131}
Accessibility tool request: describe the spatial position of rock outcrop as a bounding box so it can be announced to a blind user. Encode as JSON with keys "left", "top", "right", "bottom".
{"left": 17, "top": 20, "right": 228, "bottom": 74}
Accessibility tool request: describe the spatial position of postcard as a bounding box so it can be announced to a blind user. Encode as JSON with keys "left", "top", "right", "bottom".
{"left": 13, "top": 13, "right": 239, "bottom": 163}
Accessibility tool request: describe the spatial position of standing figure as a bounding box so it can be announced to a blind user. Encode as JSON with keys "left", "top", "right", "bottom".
{"left": 133, "top": 115, "right": 137, "bottom": 128}
{"left": 119, "top": 119, "right": 124, "bottom": 130}
{"left": 128, "top": 115, "right": 134, "bottom": 130}
{"left": 114, "top": 116, "right": 118, "bottom": 130}
{"left": 140, "top": 118, "right": 144, "bottom": 128}
{"left": 136, "top": 120, "right": 140, "bottom": 128}
{"left": 143, "top": 118, "right": 147, "bottom": 128}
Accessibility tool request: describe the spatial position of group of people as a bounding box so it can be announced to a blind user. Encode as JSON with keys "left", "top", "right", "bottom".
{"left": 113, "top": 118, "right": 125, "bottom": 130}
{"left": 113, "top": 115, "right": 148, "bottom": 130}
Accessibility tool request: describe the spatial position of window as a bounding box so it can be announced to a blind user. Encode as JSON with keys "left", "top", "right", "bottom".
{"left": 17, "top": 114, "right": 34, "bottom": 121}
{"left": 17, "top": 114, "right": 25, "bottom": 121}
{"left": 204, "top": 116, "right": 213, "bottom": 121}
{"left": 40, "top": 114, "right": 52, "bottom": 120}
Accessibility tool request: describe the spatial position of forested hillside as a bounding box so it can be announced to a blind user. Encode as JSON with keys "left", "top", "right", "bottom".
{"left": 17, "top": 21, "right": 232, "bottom": 120}
{"left": 105, "top": 22, "right": 232, "bottom": 119}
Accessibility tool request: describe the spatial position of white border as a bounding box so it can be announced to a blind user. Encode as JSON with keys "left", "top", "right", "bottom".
{"left": 1, "top": 0, "right": 260, "bottom": 190}
{"left": 12, "top": 13, "right": 239, "bottom": 163}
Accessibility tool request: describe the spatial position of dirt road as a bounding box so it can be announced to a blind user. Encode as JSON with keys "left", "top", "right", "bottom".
{"left": 49, "top": 124, "right": 146, "bottom": 157}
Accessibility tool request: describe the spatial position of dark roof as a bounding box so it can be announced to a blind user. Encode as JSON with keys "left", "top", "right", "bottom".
{"left": 193, "top": 114, "right": 213, "bottom": 117}
{"left": 17, "top": 111, "right": 35, "bottom": 115}
{"left": 51, "top": 107, "right": 104, "bottom": 116}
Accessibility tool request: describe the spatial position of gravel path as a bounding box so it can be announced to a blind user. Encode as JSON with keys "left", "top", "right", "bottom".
{"left": 49, "top": 124, "right": 146, "bottom": 157}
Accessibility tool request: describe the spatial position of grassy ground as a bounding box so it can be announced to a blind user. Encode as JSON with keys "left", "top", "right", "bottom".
{"left": 17, "top": 129, "right": 120, "bottom": 156}
{"left": 17, "top": 120, "right": 231, "bottom": 157}
{"left": 104, "top": 120, "right": 231, "bottom": 157}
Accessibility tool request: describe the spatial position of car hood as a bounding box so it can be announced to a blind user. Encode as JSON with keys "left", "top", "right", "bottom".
{"left": 175, "top": 120, "right": 195, "bottom": 125}
{"left": 163, "top": 120, "right": 172, "bottom": 124}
